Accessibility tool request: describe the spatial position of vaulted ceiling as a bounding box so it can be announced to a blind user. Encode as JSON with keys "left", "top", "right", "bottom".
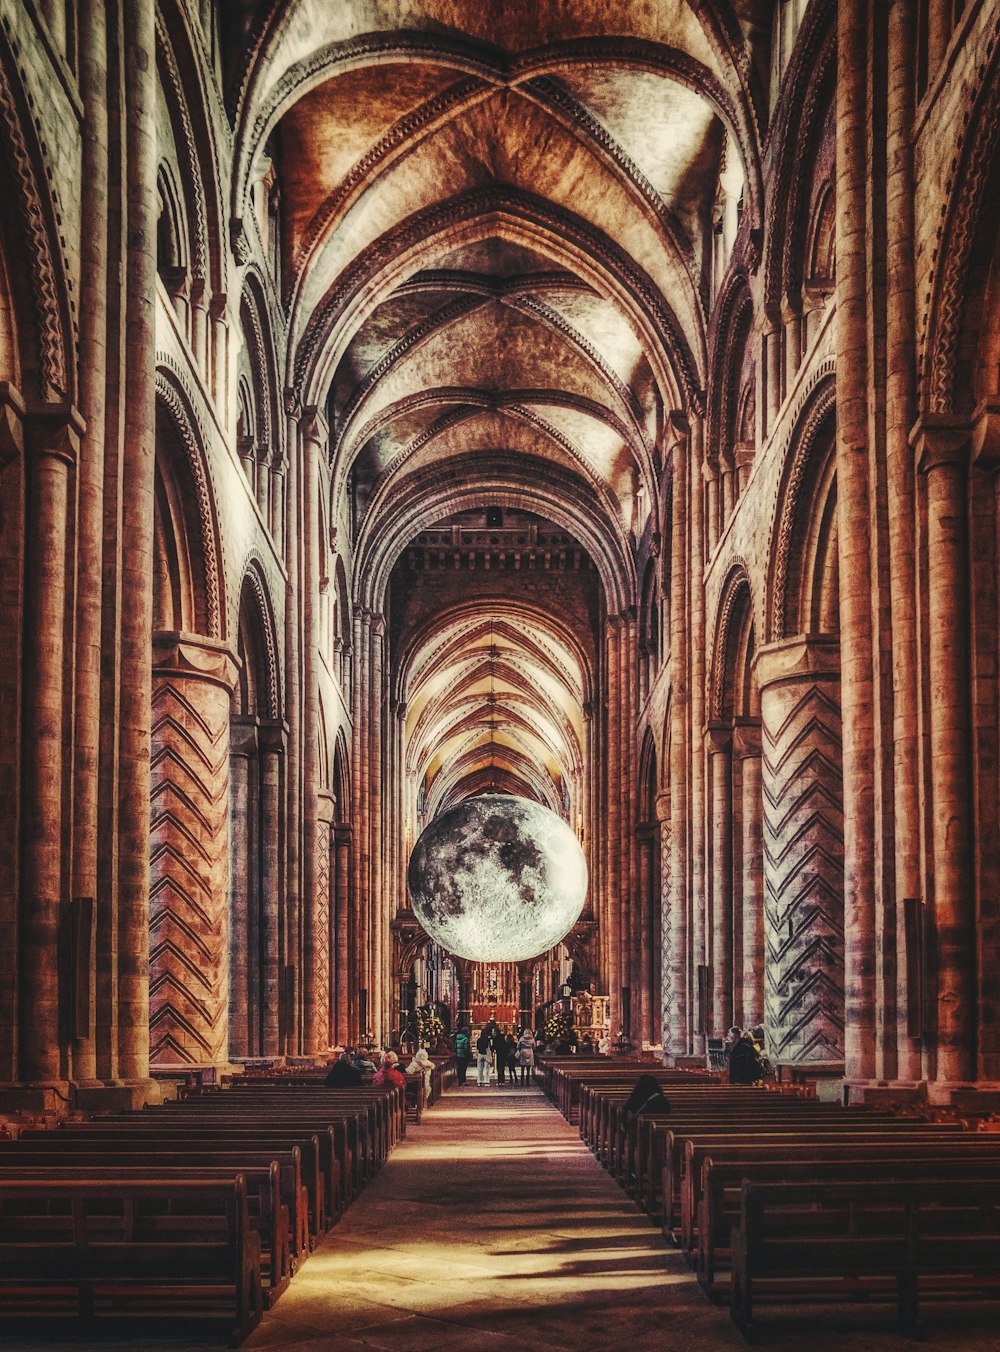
{"left": 227, "top": 0, "right": 765, "bottom": 817}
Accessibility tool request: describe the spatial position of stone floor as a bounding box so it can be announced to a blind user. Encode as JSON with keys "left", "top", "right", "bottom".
{"left": 4, "top": 1082, "right": 999, "bottom": 1350}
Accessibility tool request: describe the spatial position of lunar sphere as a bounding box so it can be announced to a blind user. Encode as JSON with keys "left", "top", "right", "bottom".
{"left": 407, "top": 794, "right": 588, "bottom": 963}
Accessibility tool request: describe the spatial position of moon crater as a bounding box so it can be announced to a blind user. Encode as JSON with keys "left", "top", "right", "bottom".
{"left": 407, "top": 795, "right": 588, "bottom": 963}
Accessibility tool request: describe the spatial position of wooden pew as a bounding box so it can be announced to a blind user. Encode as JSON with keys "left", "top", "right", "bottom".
{"left": 0, "top": 1176, "right": 262, "bottom": 1344}
{"left": 0, "top": 1160, "right": 292, "bottom": 1304}
{"left": 695, "top": 1145, "right": 1000, "bottom": 1299}
{"left": 7, "top": 1134, "right": 319, "bottom": 1252}
{"left": 729, "top": 1177, "right": 1000, "bottom": 1338}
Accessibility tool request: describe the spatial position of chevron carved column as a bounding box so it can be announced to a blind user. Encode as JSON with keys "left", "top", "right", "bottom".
{"left": 756, "top": 636, "right": 845, "bottom": 1064}
{"left": 149, "top": 634, "right": 238, "bottom": 1069}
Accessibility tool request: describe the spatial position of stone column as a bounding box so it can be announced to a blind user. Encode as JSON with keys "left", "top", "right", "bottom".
{"left": 756, "top": 636, "right": 845, "bottom": 1064}
{"left": 836, "top": 0, "right": 878, "bottom": 1081}
{"left": 19, "top": 408, "right": 81, "bottom": 1086}
{"left": 733, "top": 725, "right": 764, "bottom": 1029}
{"left": 655, "top": 792, "right": 671, "bottom": 1051}
{"left": 689, "top": 418, "right": 707, "bottom": 1048}
{"left": 666, "top": 421, "right": 690, "bottom": 1057}
{"left": 370, "top": 613, "right": 386, "bottom": 1041}
{"left": 637, "top": 826, "right": 654, "bottom": 1045}
{"left": 300, "top": 409, "right": 327, "bottom": 1054}
{"left": 72, "top": 0, "right": 110, "bottom": 1088}
{"left": 117, "top": 0, "right": 157, "bottom": 1088}
{"left": 604, "top": 614, "right": 622, "bottom": 1022}
{"left": 352, "top": 606, "right": 373, "bottom": 1031}
{"left": 149, "top": 634, "right": 237, "bottom": 1069}
{"left": 886, "top": 0, "right": 922, "bottom": 1083}
{"left": 706, "top": 725, "right": 733, "bottom": 1037}
{"left": 334, "top": 826, "right": 352, "bottom": 1042}
{"left": 228, "top": 716, "right": 258, "bottom": 1059}
{"left": 314, "top": 801, "right": 334, "bottom": 1052}
{"left": 259, "top": 721, "right": 284, "bottom": 1056}
{"left": 915, "top": 420, "right": 975, "bottom": 1084}
{"left": 0, "top": 395, "right": 23, "bottom": 1086}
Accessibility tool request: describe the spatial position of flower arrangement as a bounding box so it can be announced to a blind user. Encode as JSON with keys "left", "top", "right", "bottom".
{"left": 544, "top": 1011, "right": 569, "bottom": 1043}
{"left": 414, "top": 1004, "right": 444, "bottom": 1049}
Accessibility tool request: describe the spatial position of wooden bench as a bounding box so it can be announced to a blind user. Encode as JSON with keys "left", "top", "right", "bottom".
{"left": 694, "top": 1144, "right": 1000, "bottom": 1296}
{"left": 0, "top": 1176, "right": 262, "bottom": 1344}
{"left": 0, "top": 1158, "right": 293, "bottom": 1305}
{"left": 729, "top": 1177, "right": 1000, "bottom": 1338}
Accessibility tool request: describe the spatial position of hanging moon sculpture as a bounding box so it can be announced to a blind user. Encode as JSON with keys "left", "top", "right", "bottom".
{"left": 407, "top": 794, "right": 588, "bottom": 963}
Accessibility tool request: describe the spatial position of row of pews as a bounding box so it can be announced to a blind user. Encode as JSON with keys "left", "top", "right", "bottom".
{"left": 543, "top": 1058, "right": 1000, "bottom": 1338}
{"left": 0, "top": 1076, "right": 410, "bottom": 1343}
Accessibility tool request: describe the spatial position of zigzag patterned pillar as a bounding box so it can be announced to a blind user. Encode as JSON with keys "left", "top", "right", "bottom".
{"left": 756, "top": 636, "right": 845, "bottom": 1064}
{"left": 149, "top": 634, "right": 238, "bottom": 1069}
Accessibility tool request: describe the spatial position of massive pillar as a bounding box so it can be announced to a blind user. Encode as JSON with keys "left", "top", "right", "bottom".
{"left": 259, "top": 721, "right": 285, "bottom": 1057}
{"left": 666, "top": 420, "right": 690, "bottom": 1058}
{"left": 228, "top": 716, "right": 258, "bottom": 1059}
{"left": 149, "top": 635, "right": 237, "bottom": 1069}
{"left": 734, "top": 725, "right": 765, "bottom": 1030}
{"left": 757, "top": 636, "right": 845, "bottom": 1065}
{"left": 300, "top": 410, "right": 326, "bottom": 1054}
{"left": 637, "top": 825, "right": 654, "bottom": 1044}
{"left": 333, "top": 825, "right": 352, "bottom": 1042}
{"left": 836, "top": 0, "right": 878, "bottom": 1083}
{"left": 915, "top": 421, "right": 975, "bottom": 1085}
{"left": 19, "top": 409, "right": 81, "bottom": 1088}
{"left": 706, "top": 725, "right": 733, "bottom": 1037}
{"left": 117, "top": 0, "right": 157, "bottom": 1088}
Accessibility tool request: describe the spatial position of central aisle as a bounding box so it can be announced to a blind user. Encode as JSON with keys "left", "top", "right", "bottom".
{"left": 248, "top": 1083, "right": 746, "bottom": 1352}
{"left": 248, "top": 1084, "right": 1000, "bottom": 1352}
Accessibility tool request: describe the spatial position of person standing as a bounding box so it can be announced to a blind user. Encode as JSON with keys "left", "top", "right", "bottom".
{"left": 454, "top": 1026, "right": 472, "bottom": 1085}
{"left": 516, "top": 1027, "right": 536, "bottom": 1085}
{"left": 493, "top": 1027, "right": 507, "bottom": 1085}
{"left": 476, "top": 1028, "right": 492, "bottom": 1086}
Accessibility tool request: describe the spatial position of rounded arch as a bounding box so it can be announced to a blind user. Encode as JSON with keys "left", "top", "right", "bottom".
{"left": 154, "top": 366, "right": 225, "bottom": 637}
{"left": 238, "top": 266, "right": 282, "bottom": 452}
{"left": 234, "top": 561, "right": 281, "bottom": 720}
{"left": 355, "top": 454, "right": 634, "bottom": 616}
{"left": 761, "top": 0, "right": 836, "bottom": 316}
{"left": 0, "top": 26, "right": 77, "bottom": 402}
{"left": 766, "top": 367, "right": 838, "bottom": 642}
{"left": 293, "top": 186, "right": 702, "bottom": 426}
{"left": 710, "top": 563, "right": 759, "bottom": 723}
{"left": 233, "top": 31, "right": 763, "bottom": 258}
{"left": 921, "top": 22, "right": 1000, "bottom": 416}
{"left": 638, "top": 728, "right": 658, "bottom": 824}
{"left": 332, "top": 730, "right": 351, "bottom": 825}
{"left": 155, "top": 1, "right": 225, "bottom": 297}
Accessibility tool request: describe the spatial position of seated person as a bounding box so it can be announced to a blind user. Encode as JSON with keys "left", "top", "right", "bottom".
{"left": 623, "top": 1073, "right": 670, "bottom": 1122}
{"left": 373, "top": 1051, "right": 407, "bottom": 1090}
{"left": 324, "top": 1046, "right": 362, "bottom": 1087}
{"left": 406, "top": 1047, "right": 434, "bottom": 1092}
{"left": 728, "top": 1031, "right": 765, "bottom": 1084}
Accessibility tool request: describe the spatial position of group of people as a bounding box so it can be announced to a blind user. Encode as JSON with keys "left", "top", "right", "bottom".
{"left": 724, "top": 1024, "right": 771, "bottom": 1084}
{"left": 323, "top": 1044, "right": 436, "bottom": 1093}
{"left": 452, "top": 1025, "right": 538, "bottom": 1087}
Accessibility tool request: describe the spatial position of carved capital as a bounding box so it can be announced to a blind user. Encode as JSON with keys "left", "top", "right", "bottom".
{"left": 230, "top": 715, "right": 259, "bottom": 757}
{"left": 911, "top": 414, "right": 970, "bottom": 473}
{"left": 753, "top": 634, "right": 841, "bottom": 690}
{"left": 27, "top": 400, "right": 85, "bottom": 467}
{"left": 0, "top": 382, "right": 25, "bottom": 466}
{"left": 300, "top": 405, "right": 329, "bottom": 448}
{"left": 972, "top": 399, "right": 1000, "bottom": 473}
{"left": 704, "top": 721, "right": 732, "bottom": 755}
{"left": 152, "top": 631, "right": 240, "bottom": 691}
{"left": 258, "top": 718, "right": 288, "bottom": 755}
{"left": 654, "top": 790, "right": 671, "bottom": 823}
{"left": 731, "top": 721, "right": 763, "bottom": 759}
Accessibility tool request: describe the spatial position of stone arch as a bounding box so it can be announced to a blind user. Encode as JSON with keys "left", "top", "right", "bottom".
{"left": 762, "top": 0, "right": 836, "bottom": 317}
{"left": 706, "top": 270, "right": 755, "bottom": 535}
{"left": 766, "top": 369, "right": 838, "bottom": 643}
{"left": 154, "top": 366, "right": 225, "bottom": 638}
{"left": 709, "top": 564, "right": 759, "bottom": 725}
{"left": 921, "top": 20, "right": 1000, "bottom": 416}
{"left": 0, "top": 25, "right": 76, "bottom": 403}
